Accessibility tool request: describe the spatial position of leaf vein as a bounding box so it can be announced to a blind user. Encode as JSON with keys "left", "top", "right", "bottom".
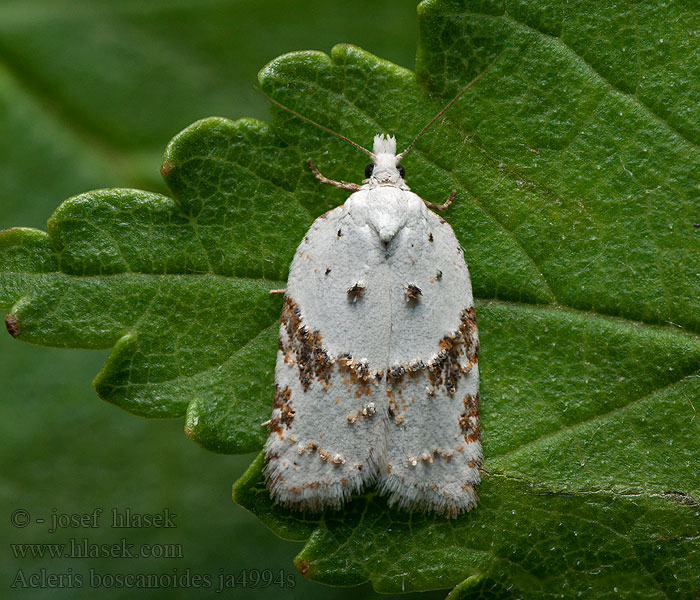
{"left": 467, "top": 9, "right": 700, "bottom": 151}
{"left": 490, "top": 366, "right": 700, "bottom": 461}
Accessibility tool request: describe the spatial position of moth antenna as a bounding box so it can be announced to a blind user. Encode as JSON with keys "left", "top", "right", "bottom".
{"left": 255, "top": 85, "right": 375, "bottom": 158}
{"left": 396, "top": 47, "right": 510, "bottom": 161}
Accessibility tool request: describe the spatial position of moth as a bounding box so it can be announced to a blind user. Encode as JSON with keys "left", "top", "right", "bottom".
{"left": 262, "top": 51, "right": 506, "bottom": 517}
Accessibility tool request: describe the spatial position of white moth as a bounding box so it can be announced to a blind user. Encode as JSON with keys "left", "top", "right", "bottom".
{"left": 262, "top": 51, "right": 506, "bottom": 517}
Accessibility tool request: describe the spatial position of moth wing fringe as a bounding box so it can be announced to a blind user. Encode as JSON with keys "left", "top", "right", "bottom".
{"left": 376, "top": 473, "right": 480, "bottom": 519}
{"left": 263, "top": 446, "right": 383, "bottom": 512}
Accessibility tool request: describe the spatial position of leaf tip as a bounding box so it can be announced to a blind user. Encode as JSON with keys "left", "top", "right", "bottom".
{"left": 160, "top": 161, "right": 176, "bottom": 180}
{"left": 184, "top": 411, "right": 197, "bottom": 441}
{"left": 416, "top": 0, "right": 437, "bottom": 17}
{"left": 4, "top": 314, "right": 19, "bottom": 338}
{"left": 293, "top": 557, "right": 311, "bottom": 577}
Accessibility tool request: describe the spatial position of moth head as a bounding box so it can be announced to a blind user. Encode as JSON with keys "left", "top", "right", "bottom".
{"left": 364, "top": 134, "right": 405, "bottom": 184}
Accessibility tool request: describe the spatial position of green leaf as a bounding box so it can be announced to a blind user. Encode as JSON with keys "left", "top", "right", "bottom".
{"left": 2, "top": 0, "right": 699, "bottom": 597}
{"left": 237, "top": 467, "right": 700, "bottom": 597}
{"left": 2, "top": 118, "right": 306, "bottom": 453}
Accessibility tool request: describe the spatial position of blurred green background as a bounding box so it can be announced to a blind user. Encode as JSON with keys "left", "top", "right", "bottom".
{"left": 0, "top": 1, "right": 444, "bottom": 597}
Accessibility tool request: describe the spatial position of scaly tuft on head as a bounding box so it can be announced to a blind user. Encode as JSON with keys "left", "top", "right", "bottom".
{"left": 367, "top": 134, "right": 404, "bottom": 186}
{"left": 372, "top": 134, "right": 397, "bottom": 157}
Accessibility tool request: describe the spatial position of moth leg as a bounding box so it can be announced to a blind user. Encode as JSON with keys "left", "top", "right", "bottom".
{"left": 269, "top": 288, "right": 286, "bottom": 295}
{"left": 423, "top": 189, "right": 456, "bottom": 211}
{"left": 308, "top": 158, "right": 361, "bottom": 192}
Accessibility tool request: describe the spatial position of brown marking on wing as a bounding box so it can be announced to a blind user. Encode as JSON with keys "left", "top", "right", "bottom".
{"left": 279, "top": 297, "right": 332, "bottom": 391}
{"left": 459, "top": 393, "right": 481, "bottom": 443}
{"left": 428, "top": 306, "right": 479, "bottom": 396}
{"left": 347, "top": 282, "right": 366, "bottom": 301}
{"left": 266, "top": 385, "right": 295, "bottom": 438}
{"left": 346, "top": 401, "right": 377, "bottom": 424}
